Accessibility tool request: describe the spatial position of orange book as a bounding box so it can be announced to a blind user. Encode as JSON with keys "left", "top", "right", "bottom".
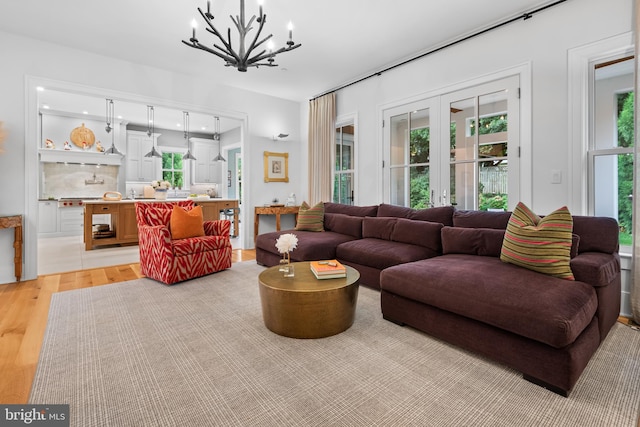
{"left": 310, "top": 260, "right": 346, "bottom": 275}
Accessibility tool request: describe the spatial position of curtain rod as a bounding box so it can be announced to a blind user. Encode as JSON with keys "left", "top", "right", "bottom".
{"left": 310, "top": 0, "right": 568, "bottom": 101}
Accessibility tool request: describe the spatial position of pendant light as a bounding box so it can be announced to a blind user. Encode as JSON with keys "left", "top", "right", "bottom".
{"left": 103, "top": 98, "right": 123, "bottom": 155}
{"left": 213, "top": 116, "right": 226, "bottom": 162}
{"left": 182, "top": 111, "right": 196, "bottom": 160}
{"left": 144, "top": 105, "right": 162, "bottom": 158}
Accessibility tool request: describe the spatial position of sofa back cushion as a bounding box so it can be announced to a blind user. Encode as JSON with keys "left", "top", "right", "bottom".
{"left": 453, "top": 209, "right": 511, "bottom": 229}
{"left": 441, "top": 227, "right": 505, "bottom": 257}
{"left": 362, "top": 217, "right": 397, "bottom": 240}
{"left": 392, "top": 218, "right": 443, "bottom": 252}
{"left": 324, "top": 202, "right": 378, "bottom": 217}
{"left": 572, "top": 215, "right": 619, "bottom": 254}
{"left": 409, "top": 206, "right": 455, "bottom": 226}
{"left": 377, "top": 204, "right": 454, "bottom": 226}
{"left": 324, "top": 213, "right": 364, "bottom": 238}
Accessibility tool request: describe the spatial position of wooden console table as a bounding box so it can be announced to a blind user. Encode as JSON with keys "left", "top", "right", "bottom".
{"left": 0, "top": 215, "right": 22, "bottom": 282}
{"left": 254, "top": 206, "right": 300, "bottom": 242}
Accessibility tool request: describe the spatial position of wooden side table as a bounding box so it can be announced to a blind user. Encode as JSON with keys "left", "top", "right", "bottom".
{"left": 254, "top": 205, "right": 300, "bottom": 242}
{"left": 0, "top": 215, "right": 23, "bottom": 282}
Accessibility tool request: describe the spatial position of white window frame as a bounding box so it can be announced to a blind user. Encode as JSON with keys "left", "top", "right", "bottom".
{"left": 333, "top": 113, "right": 358, "bottom": 205}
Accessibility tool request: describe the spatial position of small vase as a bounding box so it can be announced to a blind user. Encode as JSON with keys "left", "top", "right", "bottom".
{"left": 283, "top": 263, "right": 295, "bottom": 278}
{"left": 154, "top": 189, "right": 168, "bottom": 200}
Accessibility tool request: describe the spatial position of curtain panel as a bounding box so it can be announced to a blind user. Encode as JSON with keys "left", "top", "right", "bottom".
{"left": 307, "top": 93, "right": 336, "bottom": 205}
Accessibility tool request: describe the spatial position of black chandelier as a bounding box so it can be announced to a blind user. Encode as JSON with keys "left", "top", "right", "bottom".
{"left": 182, "top": 0, "right": 301, "bottom": 72}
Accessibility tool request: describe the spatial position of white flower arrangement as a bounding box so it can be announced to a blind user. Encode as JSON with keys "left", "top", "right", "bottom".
{"left": 275, "top": 233, "right": 298, "bottom": 254}
{"left": 151, "top": 180, "right": 171, "bottom": 190}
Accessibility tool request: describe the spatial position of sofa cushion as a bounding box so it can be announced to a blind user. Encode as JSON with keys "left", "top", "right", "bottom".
{"left": 409, "top": 206, "right": 455, "bottom": 226}
{"left": 377, "top": 204, "right": 455, "bottom": 226}
{"left": 380, "top": 255, "right": 598, "bottom": 348}
{"left": 442, "top": 227, "right": 505, "bottom": 257}
{"left": 362, "top": 217, "right": 397, "bottom": 240}
{"left": 500, "top": 202, "right": 574, "bottom": 280}
{"left": 392, "top": 219, "right": 443, "bottom": 252}
{"left": 256, "top": 230, "right": 357, "bottom": 261}
{"left": 324, "top": 213, "right": 363, "bottom": 238}
{"left": 337, "top": 238, "right": 439, "bottom": 270}
{"left": 571, "top": 252, "right": 621, "bottom": 287}
{"left": 572, "top": 216, "right": 619, "bottom": 254}
{"left": 453, "top": 209, "right": 512, "bottom": 229}
{"left": 170, "top": 205, "right": 205, "bottom": 240}
{"left": 295, "top": 201, "right": 324, "bottom": 232}
{"left": 324, "top": 202, "right": 378, "bottom": 217}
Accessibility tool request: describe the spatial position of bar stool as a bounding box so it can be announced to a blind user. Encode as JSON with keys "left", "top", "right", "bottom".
{"left": 223, "top": 207, "right": 241, "bottom": 237}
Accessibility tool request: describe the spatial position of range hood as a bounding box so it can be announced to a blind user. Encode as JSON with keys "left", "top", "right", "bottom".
{"left": 38, "top": 148, "right": 122, "bottom": 166}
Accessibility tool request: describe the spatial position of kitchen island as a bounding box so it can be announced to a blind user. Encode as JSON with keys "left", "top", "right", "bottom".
{"left": 83, "top": 198, "right": 239, "bottom": 250}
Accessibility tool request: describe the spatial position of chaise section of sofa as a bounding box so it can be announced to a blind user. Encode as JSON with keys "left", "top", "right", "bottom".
{"left": 380, "top": 210, "right": 621, "bottom": 396}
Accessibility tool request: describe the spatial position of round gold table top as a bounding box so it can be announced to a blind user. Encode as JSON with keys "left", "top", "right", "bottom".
{"left": 258, "top": 261, "right": 360, "bottom": 338}
{"left": 258, "top": 261, "right": 360, "bottom": 293}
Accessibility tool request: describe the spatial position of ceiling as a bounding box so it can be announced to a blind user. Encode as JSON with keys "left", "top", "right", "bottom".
{"left": 0, "top": 0, "right": 564, "bottom": 131}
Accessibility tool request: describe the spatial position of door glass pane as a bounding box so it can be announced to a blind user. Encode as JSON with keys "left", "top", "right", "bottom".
{"left": 409, "top": 108, "right": 430, "bottom": 164}
{"left": 450, "top": 162, "right": 474, "bottom": 209}
{"left": 450, "top": 98, "right": 475, "bottom": 162}
{"left": 410, "top": 165, "right": 430, "bottom": 208}
{"left": 390, "top": 114, "right": 408, "bottom": 165}
{"left": 390, "top": 167, "right": 407, "bottom": 206}
{"left": 479, "top": 160, "right": 508, "bottom": 211}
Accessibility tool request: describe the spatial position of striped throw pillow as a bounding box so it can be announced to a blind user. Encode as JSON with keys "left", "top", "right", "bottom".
{"left": 500, "top": 202, "right": 574, "bottom": 280}
{"left": 295, "top": 201, "right": 325, "bottom": 232}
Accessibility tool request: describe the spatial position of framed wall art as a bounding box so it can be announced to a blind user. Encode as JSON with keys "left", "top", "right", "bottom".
{"left": 263, "top": 151, "right": 289, "bottom": 182}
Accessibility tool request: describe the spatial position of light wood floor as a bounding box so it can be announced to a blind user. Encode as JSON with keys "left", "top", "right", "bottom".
{"left": 0, "top": 249, "right": 256, "bottom": 404}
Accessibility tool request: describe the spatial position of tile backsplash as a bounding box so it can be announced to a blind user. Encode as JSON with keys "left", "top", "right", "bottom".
{"left": 41, "top": 163, "right": 118, "bottom": 199}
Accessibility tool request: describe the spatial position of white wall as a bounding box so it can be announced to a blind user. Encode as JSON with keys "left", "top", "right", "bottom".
{"left": 335, "top": 0, "right": 633, "bottom": 215}
{"left": 0, "top": 30, "right": 302, "bottom": 283}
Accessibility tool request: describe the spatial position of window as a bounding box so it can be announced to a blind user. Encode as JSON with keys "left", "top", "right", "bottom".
{"left": 334, "top": 123, "right": 355, "bottom": 205}
{"left": 162, "top": 151, "right": 184, "bottom": 189}
{"left": 590, "top": 57, "right": 634, "bottom": 249}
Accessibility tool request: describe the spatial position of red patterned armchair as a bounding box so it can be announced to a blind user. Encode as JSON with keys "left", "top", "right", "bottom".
{"left": 135, "top": 200, "right": 232, "bottom": 285}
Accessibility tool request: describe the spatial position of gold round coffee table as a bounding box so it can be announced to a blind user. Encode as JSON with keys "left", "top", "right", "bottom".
{"left": 258, "top": 261, "right": 360, "bottom": 339}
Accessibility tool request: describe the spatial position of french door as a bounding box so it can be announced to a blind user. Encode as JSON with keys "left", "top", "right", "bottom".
{"left": 384, "top": 75, "right": 520, "bottom": 210}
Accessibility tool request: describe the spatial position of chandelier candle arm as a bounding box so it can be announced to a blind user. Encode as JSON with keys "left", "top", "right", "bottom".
{"left": 183, "top": 0, "right": 301, "bottom": 72}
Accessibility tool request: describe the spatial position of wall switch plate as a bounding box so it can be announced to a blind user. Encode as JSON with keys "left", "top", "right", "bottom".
{"left": 551, "top": 169, "right": 562, "bottom": 184}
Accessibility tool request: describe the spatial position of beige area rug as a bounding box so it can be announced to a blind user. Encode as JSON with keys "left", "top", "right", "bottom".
{"left": 30, "top": 261, "right": 640, "bottom": 426}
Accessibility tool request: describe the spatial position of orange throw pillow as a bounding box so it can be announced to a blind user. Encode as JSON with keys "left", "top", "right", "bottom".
{"left": 170, "top": 205, "right": 205, "bottom": 240}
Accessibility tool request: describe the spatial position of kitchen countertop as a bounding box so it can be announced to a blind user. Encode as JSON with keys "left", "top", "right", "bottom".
{"left": 82, "top": 198, "right": 237, "bottom": 204}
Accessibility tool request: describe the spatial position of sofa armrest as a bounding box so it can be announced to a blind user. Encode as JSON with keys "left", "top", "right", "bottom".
{"left": 204, "top": 219, "right": 231, "bottom": 238}
{"left": 570, "top": 252, "right": 620, "bottom": 287}
{"left": 138, "top": 224, "right": 173, "bottom": 259}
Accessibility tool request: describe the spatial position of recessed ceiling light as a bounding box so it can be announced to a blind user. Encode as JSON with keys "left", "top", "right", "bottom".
{"left": 117, "top": 115, "right": 123, "bottom": 119}
{"left": 82, "top": 111, "right": 89, "bottom": 115}
{"left": 36, "top": 86, "right": 44, "bottom": 92}
{"left": 177, "top": 123, "right": 181, "bottom": 127}
{"left": 42, "top": 104, "right": 50, "bottom": 109}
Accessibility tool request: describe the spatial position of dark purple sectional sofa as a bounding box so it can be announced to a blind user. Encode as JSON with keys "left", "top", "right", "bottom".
{"left": 255, "top": 203, "right": 621, "bottom": 396}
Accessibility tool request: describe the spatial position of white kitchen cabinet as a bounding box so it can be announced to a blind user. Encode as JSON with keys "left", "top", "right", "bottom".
{"left": 191, "top": 138, "right": 221, "bottom": 184}
{"left": 38, "top": 201, "right": 58, "bottom": 234}
{"left": 126, "top": 131, "right": 160, "bottom": 182}
{"left": 59, "top": 207, "right": 84, "bottom": 235}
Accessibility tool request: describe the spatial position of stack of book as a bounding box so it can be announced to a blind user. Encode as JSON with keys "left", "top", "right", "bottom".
{"left": 310, "top": 260, "right": 347, "bottom": 279}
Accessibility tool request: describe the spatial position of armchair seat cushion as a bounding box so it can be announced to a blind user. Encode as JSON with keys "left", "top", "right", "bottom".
{"left": 172, "top": 235, "right": 231, "bottom": 256}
